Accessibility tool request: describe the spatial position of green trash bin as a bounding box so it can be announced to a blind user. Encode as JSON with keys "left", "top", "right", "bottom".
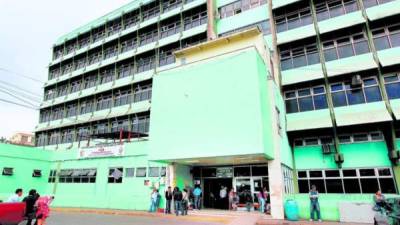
{"left": 284, "top": 199, "right": 299, "bottom": 221}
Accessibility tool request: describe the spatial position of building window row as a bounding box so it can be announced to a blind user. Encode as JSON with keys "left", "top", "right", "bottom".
{"left": 52, "top": 0, "right": 196, "bottom": 60}
{"left": 285, "top": 76, "right": 382, "bottom": 113}
{"left": 108, "top": 166, "right": 166, "bottom": 183}
{"left": 57, "top": 168, "right": 97, "bottom": 183}
{"left": 49, "top": 6, "right": 207, "bottom": 79}
{"left": 46, "top": 36, "right": 201, "bottom": 101}
{"left": 322, "top": 31, "right": 370, "bottom": 62}
{"left": 274, "top": 4, "right": 313, "bottom": 33}
{"left": 293, "top": 131, "right": 384, "bottom": 147}
{"left": 218, "top": 0, "right": 266, "bottom": 19}
{"left": 362, "top": 0, "right": 394, "bottom": 9}
{"left": 297, "top": 168, "right": 396, "bottom": 194}
{"left": 219, "top": 20, "right": 271, "bottom": 37}
{"left": 40, "top": 83, "right": 152, "bottom": 123}
{"left": 280, "top": 42, "right": 320, "bottom": 71}
{"left": 285, "top": 85, "right": 327, "bottom": 113}
{"left": 372, "top": 22, "right": 400, "bottom": 51}
{"left": 315, "top": 0, "right": 359, "bottom": 22}
{"left": 37, "top": 113, "right": 150, "bottom": 146}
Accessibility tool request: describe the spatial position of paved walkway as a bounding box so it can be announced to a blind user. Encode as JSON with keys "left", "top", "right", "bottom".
{"left": 51, "top": 208, "right": 373, "bottom": 225}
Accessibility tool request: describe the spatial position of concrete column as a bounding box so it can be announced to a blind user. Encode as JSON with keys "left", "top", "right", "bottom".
{"left": 266, "top": 80, "right": 285, "bottom": 220}
{"left": 167, "top": 163, "right": 176, "bottom": 188}
{"left": 206, "top": 0, "right": 217, "bottom": 40}
{"left": 268, "top": 159, "right": 285, "bottom": 219}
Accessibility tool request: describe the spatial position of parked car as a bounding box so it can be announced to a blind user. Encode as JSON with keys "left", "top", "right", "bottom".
{"left": 0, "top": 202, "right": 26, "bottom": 225}
{"left": 374, "top": 197, "right": 400, "bottom": 225}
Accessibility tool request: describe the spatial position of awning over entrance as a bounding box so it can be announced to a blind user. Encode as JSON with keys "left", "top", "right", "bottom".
{"left": 164, "top": 153, "right": 268, "bottom": 166}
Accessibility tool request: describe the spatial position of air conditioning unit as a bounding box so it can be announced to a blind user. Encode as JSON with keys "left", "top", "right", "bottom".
{"left": 389, "top": 150, "right": 399, "bottom": 160}
{"left": 334, "top": 153, "right": 344, "bottom": 164}
{"left": 322, "top": 144, "right": 331, "bottom": 154}
{"left": 351, "top": 75, "right": 362, "bottom": 87}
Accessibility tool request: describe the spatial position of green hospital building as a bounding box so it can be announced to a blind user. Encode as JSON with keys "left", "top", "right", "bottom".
{"left": 1, "top": 0, "right": 400, "bottom": 221}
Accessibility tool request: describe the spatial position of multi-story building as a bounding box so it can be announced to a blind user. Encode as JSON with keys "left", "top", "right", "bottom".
{"left": 1, "top": 0, "right": 400, "bottom": 221}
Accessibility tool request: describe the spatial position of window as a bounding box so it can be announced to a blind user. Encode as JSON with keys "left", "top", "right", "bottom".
{"left": 108, "top": 168, "right": 123, "bottom": 183}
{"left": 77, "top": 126, "right": 90, "bottom": 141}
{"left": 136, "top": 167, "right": 147, "bottom": 177}
{"left": 285, "top": 86, "right": 327, "bottom": 113}
{"left": 322, "top": 32, "right": 370, "bottom": 62}
{"left": 126, "top": 168, "right": 135, "bottom": 177}
{"left": 120, "top": 37, "right": 137, "bottom": 53}
{"left": 111, "top": 119, "right": 129, "bottom": 133}
{"left": 114, "top": 90, "right": 132, "bottom": 107}
{"left": 131, "top": 115, "right": 150, "bottom": 134}
{"left": 274, "top": 6, "right": 313, "bottom": 33}
{"left": 372, "top": 23, "right": 400, "bottom": 51}
{"left": 2, "top": 167, "right": 13, "bottom": 176}
{"left": 330, "top": 77, "right": 382, "bottom": 108}
{"left": 276, "top": 107, "right": 282, "bottom": 136}
{"left": 99, "top": 68, "right": 115, "bottom": 84}
{"left": 141, "top": 1, "right": 160, "bottom": 20}
{"left": 219, "top": 20, "right": 271, "bottom": 37}
{"left": 160, "top": 19, "right": 181, "bottom": 39}
{"left": 133, "top": 85, "right": 152, "bottom": 102}
{"left": 118, "top": 63, "right": 134, "bottom": 78}
{"left": 80, "top": 100, "right": 94, "bottom": 115}
{"left": 161, "top": 167, "right": 167, "bottom": 177}
{"left": 149, "top": 167, "right": 160, "bottom": 177}
{"left": 183, "top": 6, "right": 207, "bottom": 31}
{"left": 298, "top": 168, "right": 396, "bottom": 193}
{"left": 59, "top": 169, "right": 96, "bottom": 183}
{"left": 315, "top": 0, "right": 359, "bottom": 22}
{"left": 280, "top": 43, "right": 320, "bottom": 70}
{"left": 384, "top": 73, "right": 400, "bottom": 99}
{"left": 139, "top": 29, "right": 158, "bottom": 47}
{"left": 48, "top": 170, "right": 57, "bottom": 183}
{"left": 234, "top": 166, "right": 251, "bottom": 177}
{"left": 97, "top": 95, "right": 112, "bottom": 110}
{"left": 136, "top": 54, "right": 156, "bottom": 73}
{"left": 84, "top": 74, "right": 97, "bottom": 89}
{"left": 163, "top": 0, "right": 183, "bottom": 12}
{"left": 218, "top": 0, "right": 266, "bottom": 19}
{"left": 32, "top": 169, "right": 42, "bottom": 177}
{"left": 362, "top": 0, "right": 394, "bottom": 8}
{"left": 252, "top": 165, "right": 268, "bottom": 176}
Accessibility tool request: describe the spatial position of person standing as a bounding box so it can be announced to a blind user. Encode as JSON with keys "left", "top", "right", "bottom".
{"left": 149, "top": 189, "right": 158, "bottom": 213}
{"left": 228, "top": 188, "right": 234, "bottom": 210}
{"left": 309, "top": 185, "right": 321, "bottom": 222}
{"left": 165, "top": 186, "right": 173, "bottom": 214}
{"left": 244, "top": 190, "right": 253, "bottom": 212}
{"left": 182, "top": 189, "right": 189, "bottom": 216}
{"left": 173, "top": 187, "right": 183, "bottom": 216}
{"left": 6, "top": 188, "right": 23, "bottom": 203}
{"left": 193, "top": 185, "right": 202, "bottom": 210}
{"left": 219, "top": 186, "right": 227, "bottom": 209}
{"left": 232, "top": 191, "right": 239, "bottom": 211}
{"left": 258, "top": 188, "right": 266, "bottom": 213}
{"left": 23, "top": 189, "right": 40, "bottom": 225}
{"left": 35, "top": 196, "right": 54, "bottom": 225}
{"left": 373, "top": 190, "right": 386, "bottom": 211}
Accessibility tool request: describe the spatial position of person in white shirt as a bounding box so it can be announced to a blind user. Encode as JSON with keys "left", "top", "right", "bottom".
{"left": 7, "top": 188, "right": 23, "bottom": 203}
{"left": 219, "top": 186, "right": 227, "bottom": 209}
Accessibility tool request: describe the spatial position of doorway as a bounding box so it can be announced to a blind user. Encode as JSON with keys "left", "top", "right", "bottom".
{"left": 203, "top": 178, "right": 232, "bottom": 209}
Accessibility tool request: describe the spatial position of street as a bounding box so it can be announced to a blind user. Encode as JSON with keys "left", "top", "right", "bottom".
{"left": 44, "top": 212, "right": 228, "bottom": 225}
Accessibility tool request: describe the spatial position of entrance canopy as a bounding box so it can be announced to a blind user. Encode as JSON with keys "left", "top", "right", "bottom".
{"left": 164, "top": 153, "right": 268, "bottom": 166}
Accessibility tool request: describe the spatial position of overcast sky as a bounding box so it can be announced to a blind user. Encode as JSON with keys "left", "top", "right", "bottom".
{"left": 0, "top": 0, "right": 131, "bottom": 138}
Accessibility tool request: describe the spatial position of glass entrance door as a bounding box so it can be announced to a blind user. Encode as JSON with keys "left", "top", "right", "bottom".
{"left": 234, "top": 177, "right": 269, "bottom": 206}
{"left": 235, "top": 178, "right": 251, "bottom": 204}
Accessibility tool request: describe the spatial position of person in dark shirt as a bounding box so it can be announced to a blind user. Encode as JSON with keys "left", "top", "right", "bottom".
{"left": 23, "top": 189, "right": 40, "bottom": 225}
{"left": 173, "top": 187, "right": 183, "bottom": 216}
{"left": 165, "top": 186, "right": 173, "bottom": 214}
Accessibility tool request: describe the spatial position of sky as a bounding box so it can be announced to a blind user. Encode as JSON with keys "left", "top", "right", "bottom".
{"left": 0, "top": 0, "right": 132, "bottom": 138}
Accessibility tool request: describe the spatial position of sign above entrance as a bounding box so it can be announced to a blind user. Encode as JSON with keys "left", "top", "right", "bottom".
{"left": 78, "top": 144, "right": 124, "bottom": 159}
{"left": 216, "top": 167, "right": 233, "bottom": 178}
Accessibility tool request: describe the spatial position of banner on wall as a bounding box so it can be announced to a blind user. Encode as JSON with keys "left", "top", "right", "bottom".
{"left": 78, "top": 144, "right": 124, "bottom": 159}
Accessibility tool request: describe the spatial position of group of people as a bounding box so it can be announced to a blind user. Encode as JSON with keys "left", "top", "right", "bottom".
{"left": 162, "top": 185, "right": 203, "bottom": 216}
{"left": 7, "top": 188, "right": 54, "bottom": 225}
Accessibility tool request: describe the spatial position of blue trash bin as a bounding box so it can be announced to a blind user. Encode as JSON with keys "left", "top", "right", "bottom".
{"left": 284, "top": 199, "right": 299, "bottom": 221}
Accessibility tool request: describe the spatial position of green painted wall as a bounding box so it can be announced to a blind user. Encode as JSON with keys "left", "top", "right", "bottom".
{"left": 149, "top": 49, "right": 277, "bottom": 161}
{"left": 0, "top": 144, "right": 52, "bottom": 201}
{"left": 294, "top": 141, "right": 391, "bottom": 170}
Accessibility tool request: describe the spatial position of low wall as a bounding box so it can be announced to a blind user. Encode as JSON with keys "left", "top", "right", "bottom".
{"left": 283, "top": 194, "right": 396, "bottom": 222}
